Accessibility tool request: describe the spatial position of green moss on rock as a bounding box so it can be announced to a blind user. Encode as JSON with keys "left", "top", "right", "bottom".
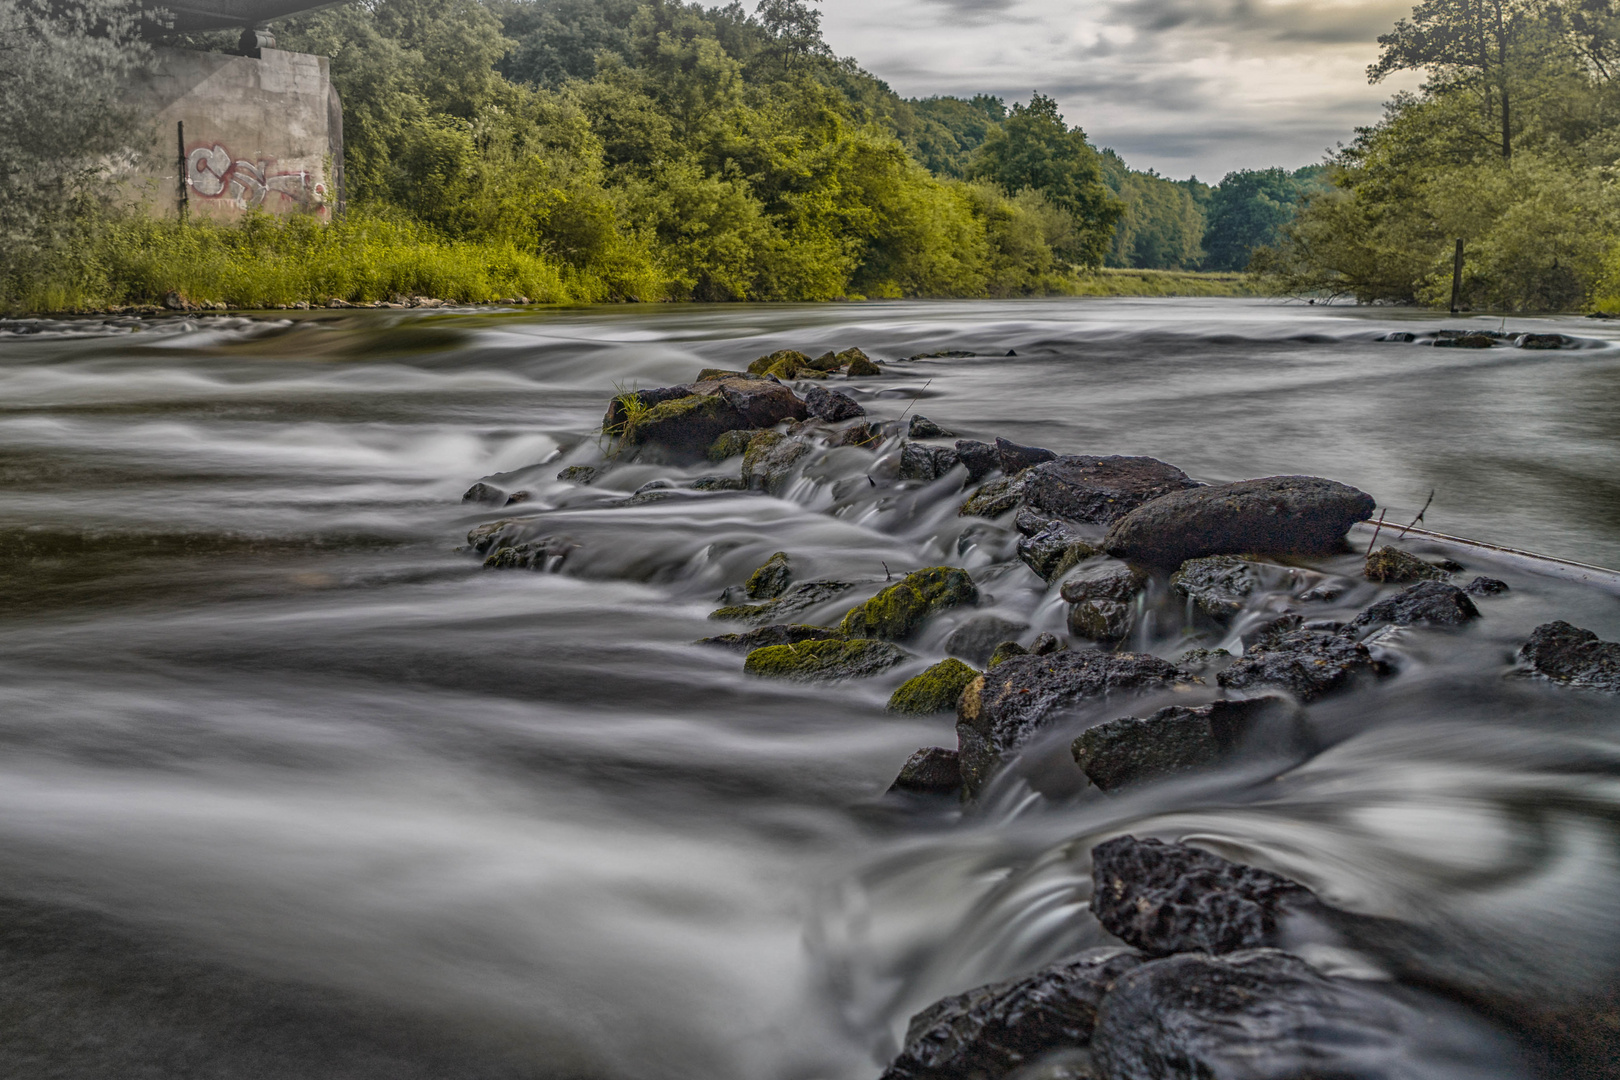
{"left": 707, "top": 429, "right": 756, "bottom": 462}
{"left": 838, "top": 567, "right": 979, "bottom": 640}
{"left": 887, "top": 658, "right": 981, "bottom": 714}
{"left": 743, "top": 638, "right": 911, "bottom": 681}
{"left": 748, "top": 349, "right": 810, "bottom": 376}
{"left": 746, "top": 551, "right": 792, "bottom": 599}
{"left": 1365, "top": 545, "right": 1449, "bottom": 583}
{"left": 846, "top": 354, "right": 881, "bottom": 377}
{"left": 622, "top": 394, "right": 743, "bottom": 456}
{"left": 987, "top": 641, "right": 1027, "bottom": 667}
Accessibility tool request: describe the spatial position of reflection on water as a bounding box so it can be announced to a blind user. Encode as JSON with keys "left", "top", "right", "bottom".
{"left": 1, "top": 299, "right": 1618, "bottom": 1078}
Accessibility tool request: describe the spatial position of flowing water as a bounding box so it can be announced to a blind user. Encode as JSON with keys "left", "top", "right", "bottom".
{"left": 2, "top": 298, "right": 1619, "bottom": 1079}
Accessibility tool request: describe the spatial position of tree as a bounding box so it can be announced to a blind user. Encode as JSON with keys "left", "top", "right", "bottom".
{"left": 969, "top": 93, "right": 1122, "bottom": 267}
{"left": 1369, "top": 0, "right": 1542, "bottom": 159}
{"left": 754, "top": 0, "right": 830, "bottom": 69}
{"left": 1201, "top": 168, "right": 1321, "bottom": 271}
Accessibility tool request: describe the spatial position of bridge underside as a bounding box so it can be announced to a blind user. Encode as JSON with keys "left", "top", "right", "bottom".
{"left": 157, "top": 1, "right": 336, "bottom": 33}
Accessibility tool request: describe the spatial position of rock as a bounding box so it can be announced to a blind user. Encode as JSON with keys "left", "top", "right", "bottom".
{"left": 1071, "top": 698, "right": 1302, "bottom": 793}
{"left": 1091, "top": 949, "right": 1524, "bottom": 1080}
{"left": 1024, "top": 455, "right": 1200, "bottom": 526}
{"left": 888, "top": 658, "right": 982, "bottom": 714}
{"left": 805, "top": 351, "right": 846, "bottom": 372}
{"left": 1434, "top": 332, "right": 1495, "bottom": 348}
{"left": 827, "top": 422, "right": 880, "bottom": 449}
{"left": 1217, "top": 629, "right": 1384, "bottom": 701}
{"left": 1018, "top": 523, "right": 1098, "bottom": 583}
{"left": 1089, "top": 836, "right": 1314, "bottom": 956}
{"left": 987, "top": 641, "right": 1028, "bottom": 668}
{"left": 1239, "top": 613, "right": 1303, "bottom": 651}
{"left": 462, "top": 482, "right": 506, "bottom": 505}
{"left": 838, "top": 567, "right": 979, "bottom": 640}
{"left": 1176, "top": 647, "right": 1232, "bottom": 674}
{"left": 743, "top": 432, "right": 813, "bottom": 494}
{"left": 743, "top": 638, "right": 910, "bottom": 681}
{"left": 909, "top": 415, "right": 954, "bottom": 438}
{"left": 1377, "top": 331, "right": 1417, "bottom": 342}
{"left": 745, "top": 551, "right": 792, "bottom": 599}
{"left": 690, "top": 475, "right": 748, "bottom": 491}
{"left": 887, "top": 747, "right": 962, "bottom": 796}
{"left": 944, "top": 616, "right": 1030, "bottom": 665}
{"left": 1517, "top": 621, "right": 1620, "bottom": 692}
{"left": 1349, "top": 580, "right": 1480, "bottom": 631}
{"left": 1516, "top": 332, "right": 1570, "bottom": 349}
{"left": 601, "top": 385, "right": 693, "bottom": 435}
{"left": 504, "top": 491, "right": 532, "bottom": 505}
{"left": 1169, "top": 556, "right": 1261, "bottom": 620}
{"left": 1364, "top": 545, "right": 1448, "bottom": 583}
{"left": 847, "top": 354, "right": 882, "bottom": 377}
{"left": 482, "top": 536, "right": 576, "bottom": 570}
{"left": 958, "top": 472, "right": 1029, "bottom": 518}
{"left": 709, "top": 579, "right": 857, "bottom": 623}
{"left": 556, "top": 465, "right": 598, "bottom": 485}
{"left": 1058, "top": 560, "right": 1148, "bottom": 605}
{"left": 768, "top": 353, "right": 827, "bottom": 379}
{"left": 805, "top": 385, "right": 866, "bottom": 421}
{"left": 695, "top": 367, "right": 749, "bottom": 381}
{"left": 695, "top": 623, "right": 841, "bottom": 651}
{"left": 466, "top": 519, "right": 517, "bottom": 554}
{"left": 879, "top": 950, "right": 1144, "bottom": 1080}
{"left": 707, "top": 429, "right": 756, "bottom": 462}
{"left": 900, "top": 443, "right": 961, "bottom": 482}
{"left": 1068, "top": 600, "right": 1133, "bottom": 642}
{"left": 619, "top": 393, "right": 744, "bottom": 456}
{"left": 1029, "top": 632, "right": 1065, "bottom": 656}
{"left": 1464, "top": 575, "right": 1509, "bottom": 596}
{"left": 711, "top": 376, "right": 812, "bottom": 428}
{"left": 956, "top": 652, "right": 1190, "bottom": 797}
{"left": 996, "top": 437, "right": 1056, "bottom": 475}
{"left": 748, "top": 349, "right": 811, "bottom": 376}
{"left": 953, "top": 440, "right": 999, "bottom": 482}
{"left": 1104, "top": 475, "right": 1376, "bottom": 569}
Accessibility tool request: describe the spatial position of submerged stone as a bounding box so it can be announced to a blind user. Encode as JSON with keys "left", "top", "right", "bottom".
{"left": 466, "top": 519, "right": 518, "bottom": 554}
{"left": 838, "top": 567, "right": 979, "bottom": 640}
{"left": 1518, "top": 621, "right": 1620, "bottom": 692}
{"left": 888, "top": 658, "right": 982, "bottom": 714}
{"left": 743, "top": 432, "right": 813, "bottom": 494}
{"left": 880, "top": 950, "right": 1144, "bottom": 1080}
{"left": 1349, "top": 580, "right": 1479, "bottom": 631}
{"left": 556, "top": 465, "right": 598, "bottom": 485}
{"left": 986, "top": 641, "right": 1028, "bottom": 668}
{"left": 956, "top": 652, "right": 1189, "bottom": 798}
{"left": 1072, "top": 698, "right": 1303, "bottom": 793}
{"left": 1089, "top": 835, "right": 1314, "bottom": 956}
{"left": 1170, "top": 556, "right": 1261, "bottom": 620}
{"left": 745, "top": 551, "right": 793, "bottom": 600}
{"left": 1059, "top": 560, "right": 1148, "bottom": 604}
{"left": 1017, "top": 522, "right": 1098, "bottom": 583}
{"left": 462, "top": 481, "right": 506, "bottom": 505}
{"left": 887, "top": 747, "right": 962, "bottom": 796}
{"left": 957, "top": 472, "right": 1029, "bottom": 518}
{"left": 1217, "top": 629, "right": 1384, "bottom": 701}
{"left": 708, "top": 579, "right": 857, "bottom": 623}
{"left": 1104, "top": 475, "right": 1376, "bottom": 569}
{"left": 900, "top": 442, "right": 961, "bottom": 482}
{"left": 482, "top": 536, "right": 576, "bottom": 570}
{"left": 805, "top": 385, "right": 866, "bottom": 421}
{"left": 1023, "top": 454, "right": 1200, "bottom": 525}
{"left": 909, "top": 415, "right": 954, "bottom": 438}
{"left": 944, "top": 615, "right": 1030, "bottom": 665}
{"left": 1068, "top": 599, "right": 1133, "bottom": 642}
{"left": 743, "top": 637, "right": 910, "bottom": 681}
{"left": 695, "top": 623, "right": 840, "bottom": 652}
{"left": 1364, "top": 545, "right": 1448, "bottom": 583}
{"left": 1464, "top": 575, "right": 1510, "bottom": 596}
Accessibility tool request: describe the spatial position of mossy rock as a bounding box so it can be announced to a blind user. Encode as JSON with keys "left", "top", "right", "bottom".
{"left": 621, "top": 393, "right": 744, "bottom": 456}
{"left": 765, "top": 355, "right": 828, "bottom": 380}
{"left": 806, "top": 351, "right": 846, "bottom": 372}
{"left": 749, "top": 349, "right": 811, "bottom": 376}
{"left": 707, "top": 429, "right": 757, "bottom": 462}
{"left": 743, "top": 638, "right": 911, "bottom": 681}
{"left": 696, "top": 623, "right": 841, "bottom": 651}
{"left": 887, "top": 658, "right": 981, "bottom": 714}
{"left": 958, "top": 472, "right": 1029, "bottom": 518}
{"left": 709, "top": 579, "right": 857, "bottom": 623}
{"left": 696, "top": 368, "right": 749, "bottom": 381}
{"left": 746, "top": 551, "right": 792, "bottom": 599}
{"left": 1365, "top": 545, "right": 1448, "bottom": 583}
{"left": 987, "top": 641, "right": 1027, "bottom": 667}
{"left": 846, "top": 355, "right": 881, "bottom": 377}
{"left": 556, "top": 465, "right": 598, "bottom": 485}
{"left": 838, "top": 566, "right": 979, "bottom": 640}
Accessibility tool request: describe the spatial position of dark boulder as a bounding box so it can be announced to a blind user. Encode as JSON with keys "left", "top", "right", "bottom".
{"left": 827, "top": 421, "right": 880, "bottom": 449}
{"left": 1091, "top": 949, "right": 1527, "bottom": 1080}
{"left": 1029, "top": 632, "right": 1065, "bottom": 656}
{"left": 504, "top": 490, "right": 532, "bottom": 505}
{"left": 690, "top": 475, "right": 748, "bottom": 491}
{"left": 805, "top": 385, "right": 866, "bottom": 422}
{"left": 1059, "top": 560, "right": 1148, "bottom": 605}
{"left": 709, "top": 578, "right": 856, "bottom": 623}
{"left": 958, "top": 473, "right": 1028, "bottom": 518}
{"left": 1169, "top": 556, "right": 1261, "bottom": 620}
{"left": 556, "top": 465, "right": 598, "bottom": 485}
{"left": 466, "top": 519, "right": 518, "bottom": 554}
{"left": 880, "top": 950, "right": 1144, "bottom": 1080}
{"left": 601, "top": 384, "right": 695, "bottom": 435}
{"left": 711, "top": 376, "right": 812, "bottom": 428}
{"left": 1364, "top": 545, "right": 1448, "bottom": 583}
{"left": 944, "top": 615, "right": 1030, "bottom": 665}
{"left": 1377, "top": 331, "right": 1417, "bottom": 342}
{"left": 1017, "top": 522, "right": 1098, "bottom": 583}
{"left": 743, "top": 432, "right": 814, "bottom": 494}
{"left": 1240, "top": 613, "right": 1303, "bottom": 651}
{"left": 462, "top": 482, "right": 506, "bottom": 505}
{"left": 743, "top": 638, "right": 910, "bottom": 681}
{"left": 1517, "top": 332, "right": 1570, "bottom": 350}
{"left": 953, "top": 440, "right": 999, "bottom": 482}
{"left": 1349, "top": 580, "right": 1479, "bottom": 631}
{"left": 1023, "top": 455, "right": 1200, "bottom": 526}
{"left": 901, "top": 443, "right": 962, "bottom": 482}
{"left": 745, "top": 551, "right": 792, "bottom": 599}
{"left": 1104, "top": 475, "right": 1376, "bottom": 569}
{"left": 996, "top": 437, "right": 1057, "bottom": 475}
{"left": 838, "top": 567, "right": 979, "bottom": 640}
{"left": 619, "top": 393, "right": 745, "bottom": 457}
{"left": 1072, "top": 698, "right": 1304, "bottom": 793}
{"left": 482, "top": 536, "right": 577, "bottom": 570}
{"left": 887, "top": 747, "right": 962, "bottom": 796}
{"left": 956, "top": 653, "right": 1190, "bottom": 797}
{"left": 1517, "top": 621, "right": 1620, "bottom": 692}
{"left": 1068, "top": 599, "right": 1133, "bottom": 642}
{"left": 695, "top": 623, "right": 840, "bottom": 652}
{"left": 909, "top": 415, "right": 954, "bottom": 438}
{"left": 1434, "top": 333, "right": 1495, "bottom": 348}
{"left": 1217, "top": 629, "right": 1384, "bottom": 700}
{"left": 1089, "top": 835, "right": 1314, "bottom": 956}
{"left": 888, "top": 658, "right": 981, "bottom": 714}
{"left": 986, "top": 641, "right": 1028, "bottom": 668}
{"left": 1464, "top": 575, "right": 1509, "bottom": 596}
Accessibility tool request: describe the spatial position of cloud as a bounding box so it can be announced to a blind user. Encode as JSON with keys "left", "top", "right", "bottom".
{"left": 912, "top": 0, "right": 1025, "bottom": 18}
{"left": 1099, "top": 0, "right": 1412, "bottom": 49}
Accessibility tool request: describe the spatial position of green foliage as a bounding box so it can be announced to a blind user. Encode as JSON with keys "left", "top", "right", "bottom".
{"left": 1201, "top": 167, "right": 1326, "bottom": 271}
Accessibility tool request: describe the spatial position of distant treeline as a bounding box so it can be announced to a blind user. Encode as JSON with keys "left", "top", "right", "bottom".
{"left": 0, "top": 0, "right": 1309, "bottom": 309}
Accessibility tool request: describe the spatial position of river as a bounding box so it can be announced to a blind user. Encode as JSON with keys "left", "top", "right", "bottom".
{"left": 1, "top": 297, "right": 1618, "bottom": 1079}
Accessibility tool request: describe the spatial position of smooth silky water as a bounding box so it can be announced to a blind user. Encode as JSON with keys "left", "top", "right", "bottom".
{"left": 1, "top": 298, "right": 1618, "bottom": 1078}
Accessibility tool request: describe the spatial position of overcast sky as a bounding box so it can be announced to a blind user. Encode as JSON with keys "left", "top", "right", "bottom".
{"left": 818, "top": 0, "right": 1423, "bottom": 181}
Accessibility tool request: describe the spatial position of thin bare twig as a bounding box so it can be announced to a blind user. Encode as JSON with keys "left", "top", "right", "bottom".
{"left": 1365, "top": 509, "right": 1388, "bottom": 556}
{"left": 896, "top": 379, "right": 933, "bottom": 424}
{"left": 1396, "top": 490, "right": 1435, "bottom": 539}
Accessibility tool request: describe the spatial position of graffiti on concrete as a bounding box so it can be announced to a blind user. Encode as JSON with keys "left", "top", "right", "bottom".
{"left": 186, "top": 143, "right": 327, "bottom": 212}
